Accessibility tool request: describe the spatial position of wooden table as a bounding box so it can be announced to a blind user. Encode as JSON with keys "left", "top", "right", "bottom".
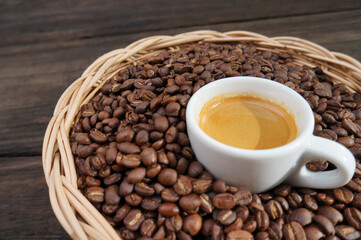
{"left": 1, "top": 1, "right": 361, "bottom": 239}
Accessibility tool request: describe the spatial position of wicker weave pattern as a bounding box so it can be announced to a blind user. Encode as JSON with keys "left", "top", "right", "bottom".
{"left": 42, "top": 30, "right": 361, "bottom": 240}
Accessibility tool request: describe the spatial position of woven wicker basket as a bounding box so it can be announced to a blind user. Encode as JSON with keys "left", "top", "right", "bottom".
{"left": 42, "top": 30, "right": 361, "bottom": 240}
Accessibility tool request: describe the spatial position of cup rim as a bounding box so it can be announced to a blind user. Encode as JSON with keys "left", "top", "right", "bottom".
{"left": 186, "top": 76, "right": 315, "bottom": 158}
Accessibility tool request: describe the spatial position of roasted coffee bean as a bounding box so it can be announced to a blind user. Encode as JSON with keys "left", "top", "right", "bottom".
{"left": 127, "top": 167, "right": 146, "bottom": 183}
{"left": 317, "top": 192, "right": 335, "bottom": 205}
{"left": 98, "top": 165, "right": 111, "bottom": 178}
{"left": 116, "top": 128, "right": 135, "bottom": 143}
{"left": 154, "top": 116, "right": 169, "bottom": 132}
{"left": 176, "top": 157, "right": 189, "bottom": 174}
{"left": 213, "top": 180, "right": 227, "bottom": 193}
{"left": 85, "top": 176, "right": 101, "bottom": 187}
{"left": 173, "top": 175, "right": 192, "bottom": 196}
{"left": 77, "top": 175, "right": 87, "bottom": 189}
{"left": 303, "top": 194, "right": 318, "bottom": 211}
{"left": 283, "top": 222, "right": 306, "bottom": 240}
{"left": 200, "top": 193, "right": 214, "bottom": 214}
{"left": 265, "top": 200, "right": 283, "bottom": 220}
{"left": 102, "top": 203, "right": 118, "bottom": 215}
{"left": 104, "top": 173, "right": 122, "bottom": 186}
{"left": 183, "top": 213, "right": 202, "bottom": 236}
{"left": 82, "top": 117, "right": 91, "bottom": 132}
{"left": 75, "top": 133, "right": 91, "bottom": 145}
{"left": 211, "top": 223, "right": 224, "bottom": 240}
{"left": 140, "top": 147, "right": 157, "bottom": 166}
{"left": 135, "top": 130, "right": 149, "bottom": 146}
{"left": 255, "top": 210, "right": 270, "bottom": 231}
{"left": 346, "top": 178, "right": 361, "bottom": 192}
{"left": 150, "top": 131, "right": 163, "bottom": 142}
{"left": 187, "top": 161, "right": 203, "bottom": 177}
{"left": 140, "top": 219, "right": 156, "bottom": 237}
{"left": 234, "top": 189, "right": 253, "bottom": 206}
{"left": 274, "top": 184, "right": 291, "bottom": 197}
{"left": 158, "top": 203, "right": 179, "bottom": 217}
{"left": 165, "top": 126, "right": 178, "bottom": 143}
{"left": 334, "top": 203, "right": 346, "bottom": 211}
{"left": 105, "top": 147, "right": 117, "bottom": 164}
{"left": 268, "top": 221, "right": 282, "bottom": 239}
{"left": 77, "top": 145, "right": 94, "bottom": 158}
{"left": 165, "top": 101, "right": 181, "bottom": 117}
{"left": 227, "top": 230, "right": 254, "bottom": 240}
{"left": 123, "top": 209, "right": 145, "bottom": 231}
{"left": 141, "top": 197, "right": 161, "bottom": 211}
{"left": 223, "top": 217, "right": 243, "bottom": 234}
{"left": 156, "top": 212, "right": 166, "bottom": 227}
{"left": 304, "top": 225, "right": 325, "bottom": 240}
{"left": 344, "top": 208, "right": 361, "bottom": 230}
{"left": 177, "top": 230, "right": 192, "bottom": 240}
{"left": 353, "top": 193, "right": 361, "bottom": 208}
{"left": 200, "top": 219, "right": 214, "bottom": 238}
{"left": 121, "top": 154, "right": 141, "bottom": 168}
{"left": 337, "top": 136, "right": 355, "bottom": 148}
{"left": 307, "top": 159, "right": 328, "bottom": 171}
{"left": 249, "top": 202, "right": 265, "bottom": 213}
{"left": 85, "top": 187, "right": 104, "bottom": 203}
{"left": 317, "top": 206, "right": 343, "bottom": 225}
{"left": 288, "top": 192, "right": 303, "bottom": 209}
{"left": 114, "top": 204, "right": 130, "bottom": 222}
{"left": 105, "top": 185, "right": 121, "bottom": 205}
{"left": 153, "top": 225, "right": 166, "bottom": 239}
{"left": 216, "top": 210, "right": 237, "bottom": 226}
{"left": 146, "top": 163, "right": 162, "bottom": 178}
{"left": 235, "top": 206, "right": 249, "bottom": 222}
{"left": 259, "top": 193, "right": 273, "bottom": 202}
{"left": 179, "top": 193, "right": 202, "bottom": 213}
{"left": 313, "top": 214, "right": 335, "bottom": 236}
{"left": 274, "top": 196, "right": 289, "bottom": 212}
{"left": 213, "top": 193, "right": 236, "bottom": 210}
{"left": 117, "top": 142, "right": 141, "bottom": 154}
{"left": 124, "top": 193, "right": 142, "bottom": 206}
{"left": 255, "top": 231, "right": 270, "bottom": 240}
{"left": 89, "top": 129, "right": 108, "bottom": 143}
{"left": 333, "top": 187, "right": 354, "bottom": 204}
{"left": 342, "top": 118, "right": 360, "bottom": 135}
{"left": 192, "top": 179, "right": 212, "bottom": 194}
{"left": 243, "top": 220, "right": 257, "bottom": 233}
{"left": 119, "top": 179, "right": 134, "bottom": 196}
{"left": 165, "top": 214, "right": 183, "bottom": 232}
{"left": 288, "top": 208, "right": 313, "bottom": 226}
{"left": 335, "top": 225, "right": 360, "bottom": 240}
{"left": 199, "top": 170, "right": 213, "bottom": 181}
{"left": 135, "top": 182, "right": 155, "bottom": 197}
{"left": 157, "top": 168, "right": 178, "bottom": 186}
{"left": 161, "top": 188, "right": 180, "bottom": 202}
{"left": 177, "top": 132, "right": 190, "bottom": 146}
{"left": 152, "top": 139, "right": 165, "bottom": 150}
{"left": 156, "top": 151, "right": 169, "bottom": 165}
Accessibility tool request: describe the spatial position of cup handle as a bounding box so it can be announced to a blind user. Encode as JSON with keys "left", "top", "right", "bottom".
{"left": 286, "top": 136, "right": 355, "bottom": 189}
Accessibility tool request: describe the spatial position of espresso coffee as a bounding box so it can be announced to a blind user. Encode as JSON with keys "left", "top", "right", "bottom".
{"left": 199, "top": 95, "right": 297, "bottom": 150}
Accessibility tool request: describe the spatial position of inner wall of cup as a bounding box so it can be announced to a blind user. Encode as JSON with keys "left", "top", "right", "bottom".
{"left": 192, "top": 78, "right": 313, "bottom": 139}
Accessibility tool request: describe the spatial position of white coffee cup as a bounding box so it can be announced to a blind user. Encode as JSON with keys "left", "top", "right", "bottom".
{"left": 186, "top": 76, "right": 355, "bottom": 193}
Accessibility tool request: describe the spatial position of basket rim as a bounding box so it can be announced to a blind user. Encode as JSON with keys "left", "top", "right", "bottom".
{"left": 42, "top": 30, "right": 361, "bottom": 240}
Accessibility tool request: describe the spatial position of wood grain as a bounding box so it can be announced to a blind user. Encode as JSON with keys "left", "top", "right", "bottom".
{"left": 1, "top": 0, "right": 361, "bottom": 47}
{"left": 1, "top": 9, "right": 360, "bottom": 156}
{"left": 0, "top": 156, "right": 68, "bottom": 239}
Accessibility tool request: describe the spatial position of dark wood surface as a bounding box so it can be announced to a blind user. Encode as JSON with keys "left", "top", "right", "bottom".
{"left": 1, "top": 1, "right": 360, "bottom": 239}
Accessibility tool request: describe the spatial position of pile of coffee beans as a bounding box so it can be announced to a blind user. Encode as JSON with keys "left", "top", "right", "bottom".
{"left": 71, "top": 42, "right": 361, "bottom": 239}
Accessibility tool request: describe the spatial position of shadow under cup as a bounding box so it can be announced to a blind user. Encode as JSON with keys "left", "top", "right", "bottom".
{"left": 186, "top": 76, "right": 355, "bottom": 193}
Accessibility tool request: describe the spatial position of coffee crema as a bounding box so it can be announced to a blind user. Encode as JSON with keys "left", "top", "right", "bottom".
{"left": 199, "top": 95, "right": 297, "bottom": 150}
